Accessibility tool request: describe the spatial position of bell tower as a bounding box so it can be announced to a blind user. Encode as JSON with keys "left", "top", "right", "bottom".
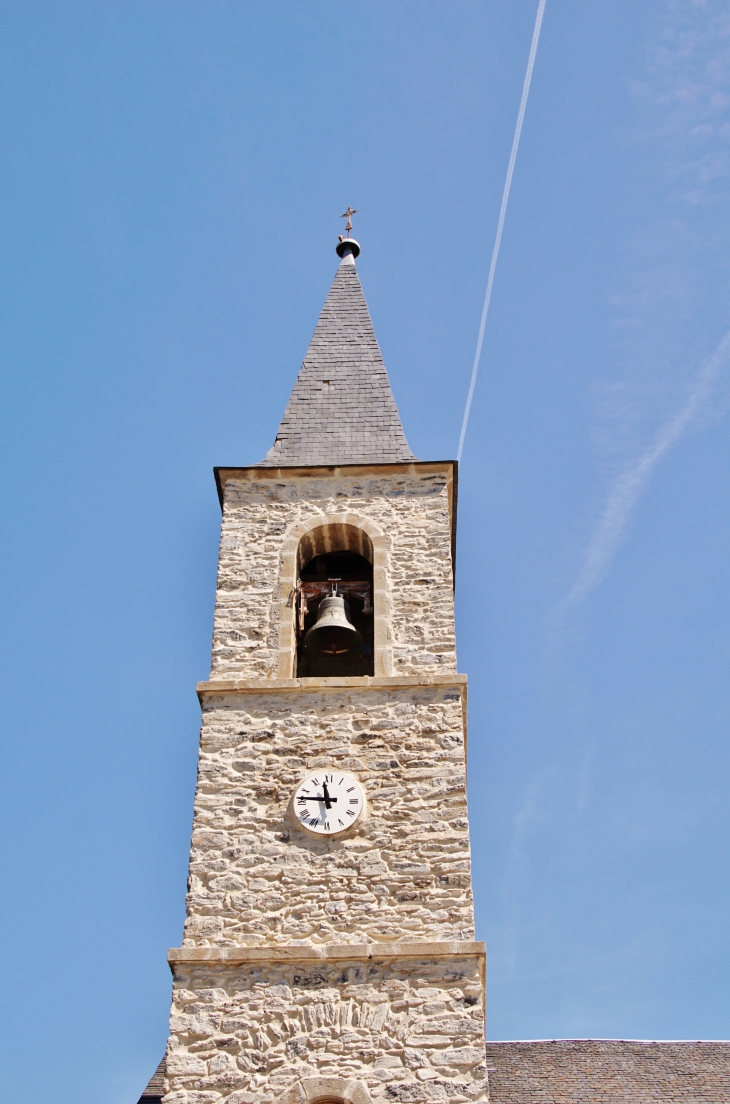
{"left": 159, "top": 234, "right": 487, "bottom": 1104}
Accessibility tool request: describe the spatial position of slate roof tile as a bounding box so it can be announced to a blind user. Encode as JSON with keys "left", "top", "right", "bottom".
{"left": 486, "top": 1040, "right": 730, "bottom": 1104}
{"left": 259, "top": 255, "right": 416, "bottom": 466}
{"left": 136, "top": 1057, "right": 165, "bottom": 1103}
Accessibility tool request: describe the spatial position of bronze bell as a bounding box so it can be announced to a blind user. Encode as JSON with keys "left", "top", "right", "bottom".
{"left": 304, "top": 595, "right": 362, "bottom": 657}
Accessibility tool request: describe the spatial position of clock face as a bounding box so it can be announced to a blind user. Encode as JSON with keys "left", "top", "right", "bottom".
{"left": 293, "top": 771, "right": 365, "bottom": 835}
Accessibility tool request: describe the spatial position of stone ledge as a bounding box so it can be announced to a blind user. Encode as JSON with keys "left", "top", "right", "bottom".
{"left": 215, "top": 459, "right": 455, "bottom": 491}
{"left": 197, "top": 672, "right": 468, "bottom": 700}
{"left": 169, "top": 939, "right": 485, "bottom": 967}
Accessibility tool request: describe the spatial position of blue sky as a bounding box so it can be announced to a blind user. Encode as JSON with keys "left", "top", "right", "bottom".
{"left": 0, "top": 3, "right": 728, "bottom": 1101}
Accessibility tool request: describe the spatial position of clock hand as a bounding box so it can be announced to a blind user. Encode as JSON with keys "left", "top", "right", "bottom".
{"left": 322, "top": 780, "right": 333, "bottom": 810}
{"left": 299, "top": 795, "right": 338, "bottom": 802}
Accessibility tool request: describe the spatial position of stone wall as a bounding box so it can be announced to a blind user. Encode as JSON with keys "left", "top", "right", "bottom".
{"left": 211, "top": 465, "right": 456, "bottom": 680}
{"left": 183, "top": 681, "right": 473, "bottom": 948}
{"left": 161, "top": 460, "right": 486, "bottom": 1104}
{"left": 165, "top": 950, "right": 487, "bottom": 1103}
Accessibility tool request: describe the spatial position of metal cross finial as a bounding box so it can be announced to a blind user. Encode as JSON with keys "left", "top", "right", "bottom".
{"left": 340, "top": 206, "right": 358, "bottom": 237}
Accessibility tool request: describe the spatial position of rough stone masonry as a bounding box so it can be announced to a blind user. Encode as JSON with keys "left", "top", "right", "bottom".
{"left": 209, "top": 466, "right": 457, "bottom": 681}
{"left": 184, "top": 684, "right": 472, "bottom": 948}
{"left": 165, "top": 953, "right": 486, "bottom": 1104}
{"left": 160, "top": 461, "right": 487, "bottom": 1104}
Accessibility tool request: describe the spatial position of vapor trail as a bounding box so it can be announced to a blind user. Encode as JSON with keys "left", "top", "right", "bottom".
{"left": 457, "top": 0, "right": 547, "bottom": 463}
{"left": 555, "top": 328, "right": 730, "bottom": 616}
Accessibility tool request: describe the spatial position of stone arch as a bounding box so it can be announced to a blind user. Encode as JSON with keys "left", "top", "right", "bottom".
{"left": 278, "top": 512, "right": 391, "bottom": 679}
{"left": 275, "top": 1076, "right": 374, "bottom": 1104}
{"left": 297, "top": 522, "right": 373, "bottom": 571}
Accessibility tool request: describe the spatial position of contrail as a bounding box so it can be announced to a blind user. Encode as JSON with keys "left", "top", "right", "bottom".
{"left": 554, "top": 328, "right": 730, "bottom": 617}
{"left": 457, "top": 0, "right": 547, "bottom": 463}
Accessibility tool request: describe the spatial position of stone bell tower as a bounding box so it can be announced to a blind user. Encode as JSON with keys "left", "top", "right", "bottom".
{"left": 158, "top": 233, "right": 487, "bottom": 1104}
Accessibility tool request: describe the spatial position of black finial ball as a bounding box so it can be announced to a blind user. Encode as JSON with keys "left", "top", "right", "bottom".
{"left": 336, "top": 237, "right": 361, "bottom": 259}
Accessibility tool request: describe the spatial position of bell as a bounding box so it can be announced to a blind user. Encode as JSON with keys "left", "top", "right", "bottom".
{"left": 304, "top": 595, "right": 362, "bottom": 657}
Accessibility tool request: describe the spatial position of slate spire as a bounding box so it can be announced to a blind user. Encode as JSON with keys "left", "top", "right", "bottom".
{"left": 259, "top": 239, "right": 416, "bottom": 466}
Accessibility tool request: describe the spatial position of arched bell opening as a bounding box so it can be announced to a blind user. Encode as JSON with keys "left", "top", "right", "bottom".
{"left": 274, "top": 1077, "right": 374, "bottom": 1104}
{"left": 295, "top": 525, "right": 374, "bottom": 678}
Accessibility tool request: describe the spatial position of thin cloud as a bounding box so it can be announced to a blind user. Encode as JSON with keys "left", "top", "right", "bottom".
{"left": 552, "top": 0, "right": 730, "bottom": 625}
{"left": 554, "top": 330, "right": 730, "bottom": 617}
{"left": 501, "top": 775, "right": 544, "bottom": 971}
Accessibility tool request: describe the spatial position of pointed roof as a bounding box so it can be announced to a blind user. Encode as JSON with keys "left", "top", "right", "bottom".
{"left": 136, "top": 1057, "right": 165, "bottom": 1103}
{"left": 259, "top": 247, "right": 416, "bottom": 466}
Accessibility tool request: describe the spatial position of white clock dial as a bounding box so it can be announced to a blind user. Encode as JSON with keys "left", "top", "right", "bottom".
{"left": 293, "top": 771, "right": 364, "bottom": 835}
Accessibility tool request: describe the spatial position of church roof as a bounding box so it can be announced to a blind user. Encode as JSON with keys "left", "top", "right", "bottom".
{"left": 486, "top": 1039, "right": 730, "bottom": 1103}
{"left": 259, "top": 245, "right": 416, "bottom": 467}
{"left": 136, "top": 1057, "right": 165, "bottom": 1103}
